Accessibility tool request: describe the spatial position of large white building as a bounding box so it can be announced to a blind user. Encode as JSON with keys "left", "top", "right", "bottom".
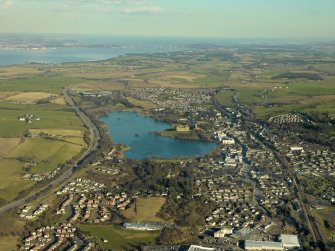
{"left": 245, "top": 234, "right": 300, "bottom": 250}
{"left": 188, "top": 245, "right": 220, "bottom": 251}
{"left": 245, "top": 240, "right": 283, "bottom": 250}
{"left": 280, "top": 234, "right": 300, "bottom": 249}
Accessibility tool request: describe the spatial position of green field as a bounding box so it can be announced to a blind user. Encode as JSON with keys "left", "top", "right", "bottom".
{"left": 0, "top": 107, "right": 84, "bottom": 137}
{"left": 215, "top": 90, "right": 235, "bottom": 106}
{"left": 215, "top": 80, "right": 335, "bottom": 119}
{"left": 27, "top": 111, "right": 84, "bottom": 130}
{"left": 8, "top": 138, "right": 84, "bottom": 173}
{"left": 193, "top": 70, "right": 230, "bottom": 87}
{"left": 0, "top": 159, "right": 34, "bottom": 202}
{"left": 79, "top": 224, "right": 159, "bottom": 250}
{"left": 0, "top": 96, "right": 86, "bottom": 203}
{"left": 122, "top": 197, "right": 166, "bottom": 222}
{"left": 0, "top": 76, "right": 85, "bottom": 93}
{"left": 0, "top": 119, "right": 26, "bottom": 138}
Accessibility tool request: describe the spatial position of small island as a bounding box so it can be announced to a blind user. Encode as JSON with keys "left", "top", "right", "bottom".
{"left": 154, "top": 124, "right": 211, "bottom": 141}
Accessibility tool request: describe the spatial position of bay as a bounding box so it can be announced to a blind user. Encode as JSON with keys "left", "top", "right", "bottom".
{"left": 0, "top": 47, "right": 176, "bottom": 66}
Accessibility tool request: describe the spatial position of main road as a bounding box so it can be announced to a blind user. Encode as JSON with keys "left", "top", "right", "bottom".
{"left": 0, "top": 88, "right": 100, "bottom": 214}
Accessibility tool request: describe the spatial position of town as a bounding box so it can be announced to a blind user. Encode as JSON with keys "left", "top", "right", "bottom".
{"left": 0, "top": 40, "right": 334, "bottom": 251}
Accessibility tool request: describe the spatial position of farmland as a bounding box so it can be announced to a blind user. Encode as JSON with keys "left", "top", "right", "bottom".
{"left": 0, "top": 159, "right": 34, "bottom": 202}
{"left": 0, "top": 138, "right": 21, "bottom": 157}
{"left": 8, "top": 138, "right": 85, "bottom": 173}
{"left": 4, "top": 92, "right": 55, "bottom": 103}
{"left": 0, "top": 76, "right": 85, "bottom": 93}
{"left": 0, "top": 85, "right": 87, "bottom": 205}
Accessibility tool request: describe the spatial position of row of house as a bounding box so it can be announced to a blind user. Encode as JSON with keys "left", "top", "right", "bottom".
{"left": 19, "top": 204, "right": 49, "bottom": 220}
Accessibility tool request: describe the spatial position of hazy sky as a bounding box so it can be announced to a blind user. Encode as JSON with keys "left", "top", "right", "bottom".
{"left": 0, "top": 0, "right": 334, "bottom": 38}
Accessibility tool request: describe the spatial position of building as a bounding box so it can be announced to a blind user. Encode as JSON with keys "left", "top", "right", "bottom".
{"left": 290, "top": 147, "right": 304, "bottom": 152}
{"left": 245, "top": 234, "right": 300, "bottom": 250}
{"left": 280, "top": 234, "right": 300, "bottom": 249}
{"left": 214, "top": 228, "right": 233, "bottom": 238}
{"left": 222, "top": 138, "right": 235, "bottom": 145}
{"left": 188, "top": 245, "right": 220, "bottom": 251}
{"left": 124, "top": 222, "right": 162, "bottom": 231}
{"left": 175, "top": 124, "right": 190, "bottom": 132}
{"left": 245, "top": 240, "right": 283, "bottom": 250}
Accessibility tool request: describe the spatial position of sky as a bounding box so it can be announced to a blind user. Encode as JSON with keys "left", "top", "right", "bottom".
{"left": 0, "top": 0, "right": 334, "bottom": 39}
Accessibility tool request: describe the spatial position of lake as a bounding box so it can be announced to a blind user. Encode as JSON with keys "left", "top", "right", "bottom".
{"left": 101, "top": 112, "right": 217, "bottom": 160}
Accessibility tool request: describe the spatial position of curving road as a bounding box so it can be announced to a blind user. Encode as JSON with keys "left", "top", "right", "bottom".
{"left": 0, "top": 88, "right": 100, "bottom": 214}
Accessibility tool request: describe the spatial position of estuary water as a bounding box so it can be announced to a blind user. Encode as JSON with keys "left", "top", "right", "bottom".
{"left": 0, "top": 47, "right": 176, "bottom": 65}
{"left": 101, "top": 112, "right": 217, "bottom": 160}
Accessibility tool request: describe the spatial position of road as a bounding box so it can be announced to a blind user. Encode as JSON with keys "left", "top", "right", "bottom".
{"left": 0, "top": 88, "right": 100, "bottom": 214}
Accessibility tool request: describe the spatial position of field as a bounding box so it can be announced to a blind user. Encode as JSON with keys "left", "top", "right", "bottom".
{"left": 70, "top": 81, "right": 126, "bottom": 91}
{"left": 215, "top": 90, "right": 235, "bottom": 106}
{"left": 28, "top": 128, "right": 84, "bottom": 137}
{"left": 0, "top": 114, "right": 26, "bottom": 138}
{"left": 0, "top": 93, "right": 87, "bottom": 203}
{"left": 0, "top": 236, "right": 20, "bottom": 251}
{"left": 8, "top": 138, "right": 85, "bottom": 173}
{"left": 0, "top": 138, "right": 21, "bottom": 157}
{"left": 126, "top": 97, "right": 156, "bottom": 110}
{"left": 0, "top": 91, "right": 18, "bottom": 99}
{"left": 215, "top": 75, "right": 335, "bottom": 119}
{"left": 50, "top": 95, "right": 66, "bottom": 105}
{"left": 0, "top": 65, "right": 42, "bottom": 76}
{"left": 0, "top": 159, "right": 34, "bottom": 202}
{"left": 0, "top": 108, "right": 84, "bottom": 137}
{"left": 27, "top": 111, "right": 84, "bottom": 130}
{"left": 311, "top": 206, "right": 335, "bottom": 245}
{"left": 122, "top": 197, "right": 165, "bottom": 222}
{"left": 0, "top": 76, "right": 85, "bottom": 93}
{"left": 79, "top": 224, "right": 159, "bottom": 250}
{"left": 5, "top": 92, "right": 55, "bottom": 102}
{"left": 0, "top": 211, "right": 26, "bottom": 251}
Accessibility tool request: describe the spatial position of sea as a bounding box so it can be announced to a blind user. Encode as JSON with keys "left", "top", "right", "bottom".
{"left": 0, "top": 34, "right": 280, "bottom": 66}
{"left": 0, "top": 34, "right": 208, "bottom": 65}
